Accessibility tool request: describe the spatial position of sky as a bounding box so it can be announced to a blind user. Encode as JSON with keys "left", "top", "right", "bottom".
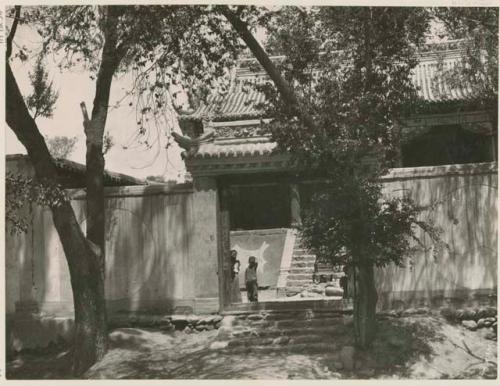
{"left": 6, "top": 22, "right": 188, "bottom": 182}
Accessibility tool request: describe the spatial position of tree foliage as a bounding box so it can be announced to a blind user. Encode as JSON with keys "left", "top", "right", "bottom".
{"left": 28, "top": 5, "right": 245, "bottom": 150}
{"left": 26, "top": 54, "right": 59, "bottom": 119}
{"left": 6, "top": 172, "right": 67, "bottom": 235}
{"left": 46, "top": 135, "right": 78, "bottom": 158}
{"left": 240, "top": 6, "right": 452, "bottom": 347}
{"left": 257, "top": 7, "right": 440, "bottom": 266}
{"left": 5, "top": 5, "right": 251, "bottom": 374}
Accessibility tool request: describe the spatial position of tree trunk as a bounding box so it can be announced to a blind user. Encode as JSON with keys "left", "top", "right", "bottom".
{"left": 71, "top": 242, "right": 108, "bottom": 376}
{"left": 353, "top": 261, "right": 378, "bottom": 348}
{"left": 6, "top": 61, "right": 107, "bottom": 376}
{"left": 85, "top": 7, "right": 122, "bottom": 255}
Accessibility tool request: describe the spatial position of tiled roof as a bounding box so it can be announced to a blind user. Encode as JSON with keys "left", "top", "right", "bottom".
{"left": 186, "top": 41, "right": 476, "bottom": 121}
{"left": 412, "top": 56, "right": 473, "bottom": 103}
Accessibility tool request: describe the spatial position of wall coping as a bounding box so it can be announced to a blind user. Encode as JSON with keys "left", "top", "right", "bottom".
{"left": 230, "top": 228, "right": 289, "bottom": 236}
{"left": 67, "top": 183, "right": 194, "bottom": 200}
{"left": 381, "top": 162, "right": 497, "bottom": 182}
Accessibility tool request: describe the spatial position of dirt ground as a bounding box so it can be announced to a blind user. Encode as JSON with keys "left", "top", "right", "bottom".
{"left": 6, "top": 314, "right": 497, "bottom": 379}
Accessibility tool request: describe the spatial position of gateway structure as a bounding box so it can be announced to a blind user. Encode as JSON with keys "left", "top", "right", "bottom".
{"left": 175, "top": 40, "right": 497, "bottom": 308}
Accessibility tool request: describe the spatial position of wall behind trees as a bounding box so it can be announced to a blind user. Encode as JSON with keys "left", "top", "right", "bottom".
{"left": 6, "top": 161, "right": 498, "bottom": 317}
{"left": 376, "top": 162, "right": 498, "bottom": 309}
{"left": 6, "top": 183, "right": 220, "bottom": 317}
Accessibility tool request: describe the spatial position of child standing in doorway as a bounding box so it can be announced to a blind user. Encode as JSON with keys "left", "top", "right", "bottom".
{"left": 245, "top": 256, "right": 259, "bottom": 302}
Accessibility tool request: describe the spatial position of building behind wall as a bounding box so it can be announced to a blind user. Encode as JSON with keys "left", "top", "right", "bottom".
{"left": 175, "top": 40, "right": 498, "bottom": 308}
{"left": 5, "top": 40, "right": 498, "bottom": 351}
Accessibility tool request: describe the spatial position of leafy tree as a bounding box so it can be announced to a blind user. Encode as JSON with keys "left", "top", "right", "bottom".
{"left": 223, "top": 6, "right": 446, "bottom": 348}
{"left": 6, "top": 5, "right": 243, "bottom": 375}
{"left": 46, "top": 135, "right": 78, "bottom": 159}
{"left": 26, "top": 54, "right": 59, "bottom": 119}
{"left": 6, "top": 172, "right": 66, "bottom": 235}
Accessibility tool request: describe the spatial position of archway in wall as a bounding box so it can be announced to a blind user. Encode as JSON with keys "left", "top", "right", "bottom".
{"left": 216, "top": 173, "right": 347, "bottom": 312}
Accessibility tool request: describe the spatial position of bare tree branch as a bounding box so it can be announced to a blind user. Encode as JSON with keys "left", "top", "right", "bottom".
{"left": 218, "top": 5, "right": 318, "bottom": 132}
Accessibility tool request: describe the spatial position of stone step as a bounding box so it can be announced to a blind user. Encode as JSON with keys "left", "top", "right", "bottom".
{"left": 286, "top": 279, "right": 315, "bottom": 287}
{"left": 226, "top": 332, "right": 339, "bottom": 349}
{"left": 288, "top": 268, "right": 315, "bottom": 275}
{"left": 222, "top": 298, "right": 351, "bottom": 313}
{"left": 290, "top": 261, "right": 315, "bottom": 268}
{"left": 235, "top": 310, "right": 346, "bottom": 322}
{"left": 240, "top": 316, "right": 345, "bottom": 330}
{"left": 292, "top": 248, "right": 308, "bottom": 254}
{"left": 231, "top": 324, "right": 342, "bottom": 339}
{"left": 292, "top": 252, "right": 316, "bottom": 258}
{"left": 222, "top": 341, "right": 339, "bottom": 355}
{"left": 287, "top": 273, "right": 315, "bottom": 281}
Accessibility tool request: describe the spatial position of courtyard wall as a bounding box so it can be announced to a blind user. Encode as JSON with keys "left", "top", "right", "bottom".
{"left": 376, "top": 162, "right": 497, "bottom": 309}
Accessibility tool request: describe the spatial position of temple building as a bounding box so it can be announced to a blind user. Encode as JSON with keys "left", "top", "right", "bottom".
{"left": 174, "top": 40, "right": 497, "bottom": 306}
{"left": 6, "top": 40, "right": 497, "bottom": 352}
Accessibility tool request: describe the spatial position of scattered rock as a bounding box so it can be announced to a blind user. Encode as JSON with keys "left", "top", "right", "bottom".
{"left": 387, "top": 310, "right": 402, "bottom": 318}
{"left": 477, "top": 307, "right": 497, "bottom": 319}
{"left": 325, "top": 286, "right": 343, "bottom": 297}
{"left": 477, "top": 318, "right": 486, "bottom": 328}
{"left": 160, "top": 324, "right": 175, "bottom": 332}
{"left": 183, "top": 326, "right": 192, "bottom": 334}
{"left": 209, "top": 341, "right": 229, "bottom": 350}
{"left": 340, "top": 345, "right": 355, "bottom": 370}
{"left": 402, "top": 308, "right": 418, "bottom": 316}
{"left": 205, "top": 324, "right": 215, "bottom": 331}
{"left": 272, "top": 336, "right": 291, "bottom": 345}
{"left": 461, "top": 320, "right": 477, "bottom": 331}
{"left": 462, "top": 309, "right": 477, "bottom": 321}
{"left": 247, "top": 314, "right": 264, "bottom": 321}
{"left": 311, "top": 287, "right": 324, "bottom": 294}
{"left": 301, "top": 291, "right": 322, "bottom": 298}
{"left": 415, "top": 307, "right": 430, "bottom": 315}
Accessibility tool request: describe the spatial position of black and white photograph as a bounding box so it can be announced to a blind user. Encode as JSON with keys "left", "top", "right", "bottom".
{"left": 3, "top": 2, "right": 499, "bottom": 380}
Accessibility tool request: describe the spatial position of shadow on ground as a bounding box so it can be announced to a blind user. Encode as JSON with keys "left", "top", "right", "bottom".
{"left": 6, "top": 314, "right": 497, "bottom": 379}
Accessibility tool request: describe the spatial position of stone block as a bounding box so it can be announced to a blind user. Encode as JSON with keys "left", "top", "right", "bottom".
{"left": 247, "top": 313, "right": 265, "bottom": 321}
{"left": 210, "top": 341, "right": 229, "bottom": 350}
{"left": 272, "top": 336, "right": 291, "bottom": 345}
{"left": 461, "top": 320, "right": 477, "bottom": 331}
{"left": 325, "top": 286, "right": 343, "bottom": 297}
{"left": 402, "top": 308, "right": 418, "bottom": 316}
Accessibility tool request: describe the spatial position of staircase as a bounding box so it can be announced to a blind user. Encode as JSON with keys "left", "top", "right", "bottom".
{"left": 217, "top": 307, "right": 354, "bottom": 357}
{"left": 284, "top": 239, "right": 317, "bottom": 296}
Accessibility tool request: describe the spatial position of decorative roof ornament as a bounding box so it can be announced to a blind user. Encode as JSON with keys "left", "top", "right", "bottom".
{"left": 171, "top": 130, "right": 215, "bottom": 159}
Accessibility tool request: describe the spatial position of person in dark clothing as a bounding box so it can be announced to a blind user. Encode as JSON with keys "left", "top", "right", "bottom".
{"left": 229, "top": 249, "right": 242, "bottom": 303}
{"left": 245, "top": 256, "right": 258, "bottom": 302}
